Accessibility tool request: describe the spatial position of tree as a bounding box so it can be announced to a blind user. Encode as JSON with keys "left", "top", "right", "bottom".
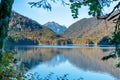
{"left": 0, "top": 0, "right": 14, "bottom": 51}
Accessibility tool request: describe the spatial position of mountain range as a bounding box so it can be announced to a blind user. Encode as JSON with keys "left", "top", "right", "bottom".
{"left": 44, "top": 22, "right": 67, "bottom": 34}
{"left": 8, "top": 11, "right": 116, "bottom": 45}
{"left": 8, "top": 11, "right": 72, "bottom": 45}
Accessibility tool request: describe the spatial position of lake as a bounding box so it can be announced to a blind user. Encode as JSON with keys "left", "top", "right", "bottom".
{"left": 10, "top": 46, "right": 120, "bottom": 80}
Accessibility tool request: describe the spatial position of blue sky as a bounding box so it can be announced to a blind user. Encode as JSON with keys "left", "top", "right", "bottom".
{"left": 13, "top": 0, "right": 118, "bottom": 27}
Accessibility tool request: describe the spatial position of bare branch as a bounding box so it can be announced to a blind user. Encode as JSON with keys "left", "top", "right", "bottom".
{"left": 108, "top": 12, "right": 120, "bottom": 21}
{"left": 97, "top": 1, "right": 120, "bottom": 20}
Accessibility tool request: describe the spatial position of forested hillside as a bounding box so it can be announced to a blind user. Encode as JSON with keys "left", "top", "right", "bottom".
{"left": 62, "top": 17, "right": 115, "bottom": 45}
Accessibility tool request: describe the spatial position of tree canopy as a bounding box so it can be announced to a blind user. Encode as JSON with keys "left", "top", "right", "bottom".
{"left": 28, "top": 0, "right": 120, "bottom": 19}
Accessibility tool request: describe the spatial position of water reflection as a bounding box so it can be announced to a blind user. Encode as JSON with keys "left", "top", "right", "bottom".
{"left": 12, "top": 46, "right": 120, "bottom": 80}
{"left": 102, "top": 48, "right": 120, "bottom": 68}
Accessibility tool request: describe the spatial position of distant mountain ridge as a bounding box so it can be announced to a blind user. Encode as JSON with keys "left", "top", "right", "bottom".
{"left": 44, "top": 22, "right": 67, "bottom": 34}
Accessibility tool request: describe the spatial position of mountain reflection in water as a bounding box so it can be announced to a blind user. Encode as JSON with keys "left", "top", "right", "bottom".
{"left": 12, "top": 46, "right": 120, "bottom": 80}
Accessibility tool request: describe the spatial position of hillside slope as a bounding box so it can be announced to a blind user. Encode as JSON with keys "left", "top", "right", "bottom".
{"left": 8, "top": 11, "right": 57, "bottom": 45}
{"left": 62, "top": 17, "right": 115, "bottom": 44}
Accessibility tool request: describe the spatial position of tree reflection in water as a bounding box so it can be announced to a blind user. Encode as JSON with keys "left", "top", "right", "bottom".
{"left": 102, "top": 48, "right": 120, "bottom": 68}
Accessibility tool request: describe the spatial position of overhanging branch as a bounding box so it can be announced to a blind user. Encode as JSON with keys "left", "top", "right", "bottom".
{"left": 97, "top": 1, "right": 120, "bottom": 20}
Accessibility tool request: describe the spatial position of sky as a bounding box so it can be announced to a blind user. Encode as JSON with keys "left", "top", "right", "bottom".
{"left": 13, "top": 0, "right": 118, "bottom": 27}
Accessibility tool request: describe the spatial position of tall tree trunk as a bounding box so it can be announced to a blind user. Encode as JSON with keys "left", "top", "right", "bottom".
{"left": 0, "top": 0, "right": 14, "bottom": 50}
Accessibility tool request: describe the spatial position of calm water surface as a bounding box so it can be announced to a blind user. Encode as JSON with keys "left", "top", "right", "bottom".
{"left": 11, "top": 46, "right": 120, "bottom": 80}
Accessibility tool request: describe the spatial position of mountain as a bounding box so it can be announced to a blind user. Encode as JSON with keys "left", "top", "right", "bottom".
{"left": 62, "top": 17, "right": 115, "bottom": 45}
{"left": 8, "top": 11, "right": 72, "bottom": 45}
{"left": 44, "top": 22, "right": 67, "bottom": 34}
{"left": 8, "top": 11, "right": 57, "bottom": 45}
